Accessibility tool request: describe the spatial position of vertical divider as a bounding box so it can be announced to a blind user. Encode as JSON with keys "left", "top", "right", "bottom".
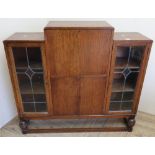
{"left": 40, "top": 44, "right": 53, "bottom": 115}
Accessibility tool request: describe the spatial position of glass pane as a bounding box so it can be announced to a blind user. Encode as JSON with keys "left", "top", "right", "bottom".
{"left": 122, "top": 92, "right": 134, "bottom": 101}
{"left": 21, "top": 94, "right": 33, "bottom": 102}
{"left": 121, "top": 101, "right": 132, "bottom": 111}
{"left": 112, "top": 73, "right": 124, "bottom": 92}
{"left": 115, "top": 46, "right": 144, "bottom": 69}
{"left": 32, "top": 74, "right": 45, "bottom": 94}
{"left": 34, "top": 94, "right": 46, "bottom": 102}
{"left": 110, "top": 92, "right": 122, "bottom": 101}
{"left": 13, "top": 47, "right": 27, "bottom": 70}
{"left": 115, "top": 47, "right": 129, "bottom": 69}
{"left": 17, "top": 74, "right": 32, "bottom": 94}
{"left": 27, "top": 47, "right": 43, "bottom": 69}
{"left": 23, "top": 103, "right": 35, "bottom": 112}
{"left": 125, "top": 72, "right": 138, "bottom": 91}
{"left": 109, "top": 46, "right": 144, "bottom": 111}
{"left": 129, "top": 46, "right": 144, "bottom": 68}
{"left": 35, "top": 103, "right": 47, "bottom": 112}
{"left": 12, "top": 47, "right": 47, "bottom": 112}
{"left": 110, "top": 102, "right": 121, "bottom": 111}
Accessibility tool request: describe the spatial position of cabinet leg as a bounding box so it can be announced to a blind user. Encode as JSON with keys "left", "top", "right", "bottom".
{"left": 124, "top": 117, "right": 136, "bottom": 132}
{"left": 19, "top": 119, "right": 30, "bottom": 134}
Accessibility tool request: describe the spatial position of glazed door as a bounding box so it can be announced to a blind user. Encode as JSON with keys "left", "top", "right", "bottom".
{"left": 7, "top": 43, "right": 50, "bottom": 115}
{"left": 45, "top": 29, "right": 113, "bottom": 115}
{"left": 107, "top": 44, "right": 150, "bottom": 114}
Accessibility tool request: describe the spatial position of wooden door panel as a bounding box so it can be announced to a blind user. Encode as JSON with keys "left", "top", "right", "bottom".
{"left": 45, "top": 30, "right": 112, "bottom": 76}
{"left": 80, "top": 77, "right": 106, "bottom": 115}
{"left": 51, "top": 78, "right": 79, "bottom": 115}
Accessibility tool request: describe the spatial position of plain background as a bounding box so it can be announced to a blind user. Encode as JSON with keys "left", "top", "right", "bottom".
{"left": 0, "top": 18, "right": 155, "bottom": 128}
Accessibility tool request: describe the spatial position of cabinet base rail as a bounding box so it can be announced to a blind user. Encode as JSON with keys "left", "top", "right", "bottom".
{"left": 25, "top": 127, "right": 128, "bottom": 133}
{"left": 19, "top": 117, "right": 135, "bottom": 134}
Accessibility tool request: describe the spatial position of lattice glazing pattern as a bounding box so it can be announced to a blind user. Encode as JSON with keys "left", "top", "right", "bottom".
{"left": 12, "top": 47, "right": 47, "bottom": 112}
{"left": 110, "top": 46, "right": 144, "bottom": 111}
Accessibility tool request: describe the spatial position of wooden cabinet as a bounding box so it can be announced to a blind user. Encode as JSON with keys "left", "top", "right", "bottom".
{"left": 3, "top": 22, "right": 153, "bottom": 133}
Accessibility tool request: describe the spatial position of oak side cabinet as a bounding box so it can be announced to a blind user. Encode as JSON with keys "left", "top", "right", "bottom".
{"left": 3, "top": 21, "right": 153, "bottom": 133}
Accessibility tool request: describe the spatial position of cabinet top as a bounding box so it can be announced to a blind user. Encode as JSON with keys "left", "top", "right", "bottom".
{"left": 4, "top": 32, "right": 44, "bottom": 43}
{"left": 44, "top": 21, "right": 114, "bottom": 30}
{"left": 114, "top": 32, "right": 153, "bottom": 42}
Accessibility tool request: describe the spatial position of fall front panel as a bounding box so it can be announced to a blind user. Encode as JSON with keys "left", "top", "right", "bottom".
{"left": 45, "top": 29, "right": 112, "bottom": 76}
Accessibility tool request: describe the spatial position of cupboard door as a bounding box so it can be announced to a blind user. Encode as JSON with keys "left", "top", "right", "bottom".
{"left": 109, "top": 46, "right": 145, "bottom": 112}
{"left": 11, "top": 46, "right": 48, "bottom": 113}
{"left": 51, "top": 78, "right": 79, "bottom": 115}
{"left": 80, "top": 77, "right": 106, "bottom": 115}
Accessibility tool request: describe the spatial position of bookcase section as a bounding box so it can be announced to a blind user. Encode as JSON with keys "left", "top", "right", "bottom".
{"left": 12, "top": 46, "right": 47, "bottom": 112}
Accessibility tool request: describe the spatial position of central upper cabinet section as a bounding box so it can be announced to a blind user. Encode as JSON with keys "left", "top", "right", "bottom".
{"left": 44, "top": 21, "right": 114, "bottom": 115}
{"left": 45, "top": 21, "right": 114, "bottom": 77}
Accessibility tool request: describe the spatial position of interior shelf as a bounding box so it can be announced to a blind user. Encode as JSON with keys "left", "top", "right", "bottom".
{"left": 19, "top": 81, "right": 45, "bottom": 94}
{"left": 115, "top": 58, "right": 140, "bottom": 69}
{"left": 23, "top": 102, "right": 47, "bottom": 112}
{"left": 110, "top": 101, "right": 132, "bottom": 111}
{"left": 16, "top": 61, "right": 43, "bottom": 70}
{"left": 21, "top": 94, "right": 46, "bottom": 102}
{"left": 110, "top": 92, "right": 134, "bottom": 101}
{"left": 112, "top": 79, "right": 134, "bottom": 92}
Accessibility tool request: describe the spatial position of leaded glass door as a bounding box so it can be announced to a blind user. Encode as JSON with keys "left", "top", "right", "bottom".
{"left": 109, "top": 46, "right": 145, "bottom": 112}
{"left": 11, "top": 46, "right": 48, "bottom": 113}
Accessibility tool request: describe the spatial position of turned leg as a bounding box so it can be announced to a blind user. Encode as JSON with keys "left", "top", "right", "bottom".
{"left": 19, "top": 119, "right": 30, "bottom": 134}
{"left": 124, "top": 117, "right": 136, "bottom": 132}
